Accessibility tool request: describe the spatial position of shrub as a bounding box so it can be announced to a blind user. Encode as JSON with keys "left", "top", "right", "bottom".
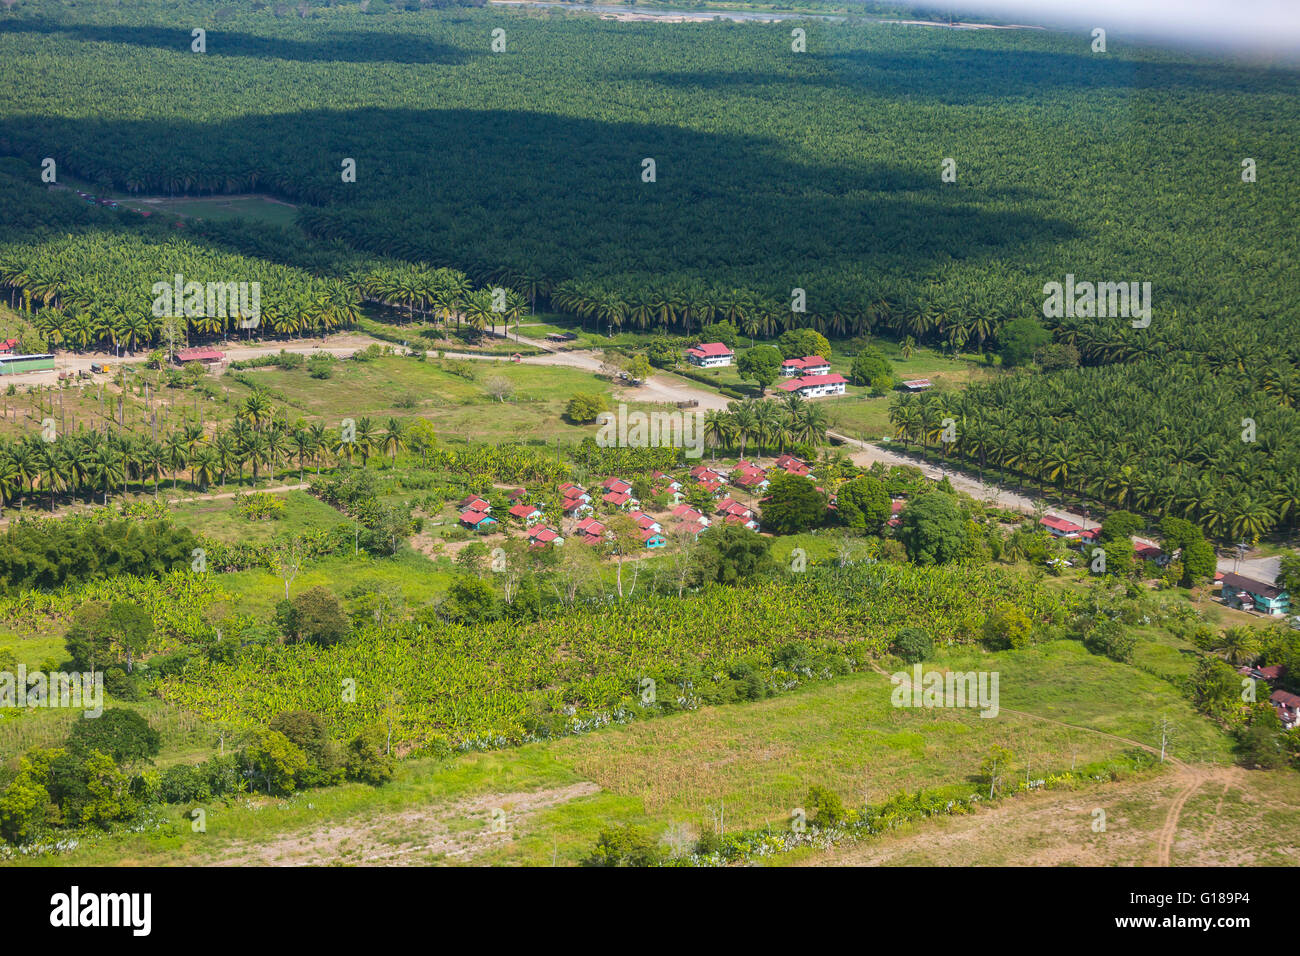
{"left": 583, "top": 825, "right": 664, "bottom": 867}
{"left": 805, "top": 785, "right": 846, "bottom": 827}
{"left": 893, "top": 626, "right": 933, "bottom": 663}
{"left": 982, "top": 603, "right": 1034, "bottom": 650}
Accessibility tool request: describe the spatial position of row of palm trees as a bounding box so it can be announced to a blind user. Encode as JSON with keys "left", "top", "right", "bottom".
{"left": 548, "top": 277, "right": 1012, "bottom": 353}
{"left": 351, "top": 264, "right": 527, "bottom": 339}
{"left": 887, "top": 389, "right": 1300, "bottom": 544}
{"left": 1, "top": 255, "right": 530, "bottom": 354}
{"left": 700, "top": 395, "right": 829, "bottom": 460}
{"left": 0, "top": 393, "right": 427, "bottom": 513}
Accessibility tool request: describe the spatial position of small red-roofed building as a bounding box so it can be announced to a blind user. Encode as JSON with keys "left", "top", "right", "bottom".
{"left": 672, "top": 504, "right": 709, "bottom": 526}
{"left": 174, "top": 347, "right": 226, "bottom": 365}
{"left": 508, "top": 502, "right": 542, "bottom": 526}
{"left": 1271, "top": 689, "right": 1300, "bottom": 729}
{"left": 459, "top": 509, "right": 497, "bottom": 531}
{"left": 602, "top": 490, "right": 639, "bottom": 509}
{"left": 774, "top": 454, "right": 812, "bottom": 478}
{"left": 629, "top": 511, "right": 662, "bottom": 533}
{"left": 528, "top": 525, "right": 563, "bottom": 548}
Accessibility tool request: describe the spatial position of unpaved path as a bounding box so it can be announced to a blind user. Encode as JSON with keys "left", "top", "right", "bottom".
{"left": 209, "top": 781, "right": 600, "bottom": 866}
{"left": 800, "top": 765, "right": 1287, "bottom": 867}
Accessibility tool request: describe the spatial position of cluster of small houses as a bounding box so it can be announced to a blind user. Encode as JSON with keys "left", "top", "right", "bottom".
{"left": 455, "top": 453, "right": 825, "bottom": 552}
{"left": 1039, "top": 513, "right": 1292, "bottom": 620}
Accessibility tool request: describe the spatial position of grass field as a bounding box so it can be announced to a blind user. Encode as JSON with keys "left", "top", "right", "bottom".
{"left": 6, "top": 636, "right": 1244, "bottom": 867}
{"left": 822, "top": 344, "right": 997, "bottom": 441}
{"left": 52, "top": 176, "right": 301, "bottom": 229}
{"left": 167, "top": 490, "right": 344, "bottom": 545}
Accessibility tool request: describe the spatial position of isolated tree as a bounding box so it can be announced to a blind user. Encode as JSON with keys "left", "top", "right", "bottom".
{"left": 67, "top": 708, "right": 161, "bottom": 766}
{"left": 691, "top": 523, "right": 773, "bottom": 586}
{"left": 835, "top": 474, "right": 891, "bottom": 531}
{"left": 759, "top": 474, "right": 827, "bottom": 535}
{"left": 737, "top": 345, "right": 783, "bottom": 395}
{"left": 980, "top": 746, "right": 1014, "bottom": 799}
{"left": 105, "top": 601, "right": 152, "bottom": 674}
{"left": 897, "top": 492, "right": 966, "bottom": 565}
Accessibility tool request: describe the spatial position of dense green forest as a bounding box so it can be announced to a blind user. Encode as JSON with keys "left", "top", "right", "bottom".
{"left": 0, "top": 0, "right": 1297, "bottom": 535}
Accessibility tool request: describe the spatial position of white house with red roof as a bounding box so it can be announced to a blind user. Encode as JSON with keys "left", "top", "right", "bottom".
{"left": 730, "top": 460, "right": 770, "bottom": 492}
{"left": 1271, "top": 689, "right": 1300, "bottom": 729}
{"left": 559, "top": 482, "right": 589, "bottom": 501}
{"left": 628, "top": 511, "right": 662, "bottom": 533}
{"left": 602, "top": 490, "right": 639, "bottom": 509}
{"left": 0, "top": 338, "right": 19, "bottom": 354}
{"left": 686, "top": 342, "right": 734, "bottom": 368}
{"left": 562, "top": 497, "right": 593, "bottom": 516}
{"left": 575, "top": 516, "right": 608, "bottom": 544}
{"left": 528, "top": 525, "right": 563, "bottom": 548}
{"left": 696, "top": 479, "right": 726, "bottom": 498}
{"left": 508, "top": 502, "right": 542, "bottom": 526}
{"left": 775, "top": 372, "right": 848, "bottom": 398}
{"left": 672, "top": 504, "right": 710, "bottom": 527}
{"left": 652, "top": 471, "right": 682, "bottom": 492}
{"left": 774, "top": 454, "right": 812, "bottom": 478}
{"left": 601, "top": 477, "right": 633, "bottom": 494}
{"left": 780, "top": 356, "right": 832, "bottom": 377}
{"left": 1040, "top": 515, "right": 1083, "bottom": 538}
{"left": 458, "top": 495, "right": 491, "bottom": 513}
{"left": 717, "top": 498, "right": 758, "bottom": 530}
{"left": 716, "top": 498, "right": 753, "bottom": 519}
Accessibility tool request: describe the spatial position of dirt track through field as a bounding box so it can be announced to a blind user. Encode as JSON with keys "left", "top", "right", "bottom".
{"left": 207, "top": 782, "right": 601, "bottom": 866}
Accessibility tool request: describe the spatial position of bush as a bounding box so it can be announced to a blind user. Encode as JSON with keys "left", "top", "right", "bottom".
{"left": 240, "top": 728, "right": 309, "bottom": 796}
{"left": 344, "top": 725, "right": 397, "bottom": 785}
{"left": 805, "top": 785, "right": 846, "bottom": 827}
{"left": 276, "top": 586, "right": 350, "bottom": 647}
{"left": 565, "top": 392, "right": 608, "bottom": 424}
{"left": 583, "top": 825, "right": 665, "bottom": 867}
{"left": 307, "top": 353, "right": 334, "bottom": 379}
{"left": 893, "top": 626, "right": 933, "bottom": 663}
{"left": 268, "top": 710, "right": 344, "bottom": 788}
{"left": 982, "top": 603, "right": 1034, "bottom": 650}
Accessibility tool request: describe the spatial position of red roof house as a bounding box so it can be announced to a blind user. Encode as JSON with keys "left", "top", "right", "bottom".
{"left": 508, "top": 502, "right": 542, "bottom": 525}
{"left": 1040, "top": 515, "right": 1083, "bottom": 537}
{"left": 774, "top": 454, "right": 812, "bottom": 478}
{"left": 175, "top": 347, "right": 226, "bottom": 364}
{"left": 686, "top": 342, "right": 734, "bottom": 367}
{"left": 528, "top": 525, "right": 562, "bottom": 547}
{"left": 780, "top": 355, "right": 832, "bottom": 377}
